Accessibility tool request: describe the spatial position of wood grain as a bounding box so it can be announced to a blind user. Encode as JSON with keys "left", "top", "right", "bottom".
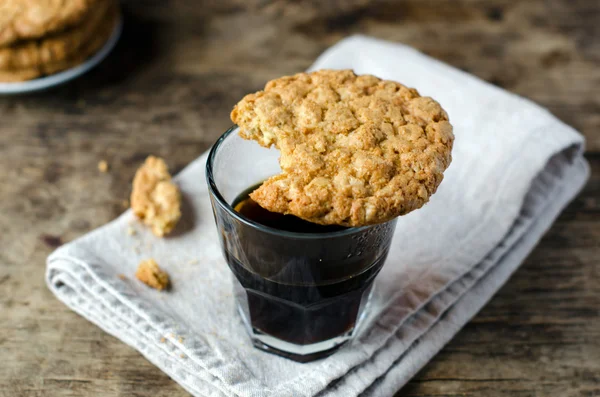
{"left": 0, "top": 0, "right": 598, "bottom": 396}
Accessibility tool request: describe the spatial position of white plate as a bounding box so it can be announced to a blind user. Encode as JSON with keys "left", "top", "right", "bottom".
{"left": 0, "top": 15, "right": 123, "bottom": 95}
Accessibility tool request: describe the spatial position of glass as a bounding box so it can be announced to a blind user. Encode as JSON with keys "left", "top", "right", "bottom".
{"left": 206, "top": 126, "right": 397, "bottom": 362}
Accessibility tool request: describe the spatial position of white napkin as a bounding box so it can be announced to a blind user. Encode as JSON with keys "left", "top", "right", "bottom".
{"left": 46, "top": 35, "right": 589, "bottom": 397}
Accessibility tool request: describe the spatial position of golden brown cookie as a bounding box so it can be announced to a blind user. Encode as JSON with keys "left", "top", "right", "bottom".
{"left": 130, "top": 156, "right": 181, "bottom": 237}
{"left": 0, "top": 0, "right": 103, "bottom": 47}
{"left": 0, "top": 1, "right": 117, "bottom": 82}
{"left": 136, "top": 259, "right": 170, "bottom": 290}
{"left": 0, "top": 0, "right": 113, "bottom": 71}
{"left": 231, "top": 69, "right": 454, "bottom": 227}
{"left": 0, "top": 66, "right": 38, "bottom": 82}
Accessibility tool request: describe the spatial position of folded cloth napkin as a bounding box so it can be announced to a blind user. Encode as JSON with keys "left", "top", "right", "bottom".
{"left": 46, "top": 35, "right": 589, "bottom": 397}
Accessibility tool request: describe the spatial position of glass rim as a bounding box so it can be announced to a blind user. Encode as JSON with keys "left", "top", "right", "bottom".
{"left": 205, "top": 125, "right": 377, "bottom": 239}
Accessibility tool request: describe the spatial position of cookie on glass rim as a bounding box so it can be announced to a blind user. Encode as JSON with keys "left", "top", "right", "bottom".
{"left": 231, "top": 69, "right": 454, "bottom": 227}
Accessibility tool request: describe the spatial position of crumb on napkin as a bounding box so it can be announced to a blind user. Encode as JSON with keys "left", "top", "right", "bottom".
{"left": 130, "top": 156, "right": 181, "bottom": 237}
{"left": 135, "top": 258, "right": 170, "bottom": 290}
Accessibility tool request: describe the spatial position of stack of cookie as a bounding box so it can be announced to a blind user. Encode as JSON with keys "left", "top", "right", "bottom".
{"left": 0, "top": 0, "right": 119, "bottom": 82}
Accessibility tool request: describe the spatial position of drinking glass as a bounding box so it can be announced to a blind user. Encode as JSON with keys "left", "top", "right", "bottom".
{"left": 206, "top": 126, "right": 397, "bottom": 362}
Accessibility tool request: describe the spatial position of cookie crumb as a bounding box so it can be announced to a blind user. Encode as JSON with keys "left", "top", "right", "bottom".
{"left": 160, "top": 337, "right": 166, "bottom": 343}
{"left": 127, "top": 226, "right": 136, "bottom": 236}
{"left": 178, "top": 337, "right": 184, "bottom": 343}
{"left": 98, "top": 160, "right": 109, "bottom": 173}
{"left": 180, "top": 353, "right": 186, "bottom": 358}
{"left": 135, "top": 259, "right": 170, "bottom": 290}
{"left": 130, "top": 156, "right": 181, "bottom": 237}
{"left": 118, "top": 274, "right": 126, "bottom": 280}
{"left": 187, "top": 259, "right": 199, "bottom": 265}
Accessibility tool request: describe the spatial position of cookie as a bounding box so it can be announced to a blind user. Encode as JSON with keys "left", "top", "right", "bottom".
{"left": 0, "top": 66, "right": 38, "bottom": 82}
{"left": 231, "top": 69, "right": 454, "bottom": 227}
{"left": 0, "top": 0, "right": 103, "bottom": 47}
{"left": 136, "top": 259, "right": 170, "bottom": 290}
{"left": 0, "top": 1, "right": 117, "bottom": 82}
{"left": 130, "top": 156, "right": 181, "bottom": 237}
{"left": 0, "top": 0, "right": 113, "bottom": 71}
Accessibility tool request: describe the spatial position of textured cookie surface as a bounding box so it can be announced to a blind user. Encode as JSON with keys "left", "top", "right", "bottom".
{"left": 130, "top": 156, "right": 181, "bottom": 237}
{"left": 0, "top": 0, "right": 102, "bottom": 47}
{"left": 0, "top": 1, "right": 117, "bottom": 82}
{"left": 0, "top": 0, "right": 113, "bottom": 71}
{"left": 231, "top": 69, "right": 454, "bottom": 227}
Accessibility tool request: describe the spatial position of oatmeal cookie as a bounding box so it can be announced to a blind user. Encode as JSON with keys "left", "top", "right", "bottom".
{"left": 0, "top": 0, "right": 103, "bottom": 47}
{"left": 231, "top": 69, "right": 454, "bottom": 227}
{"left": 136, "top": 258, "right": 169, "bottom": 290}
{"left": 0, "top": 0, "right": 114, "bottom": 71}
{"left": 0, "top": 0, "right": 117, "bottom": 82}
{"left": 130, "top": 156, "right": 181, "bottom": 237}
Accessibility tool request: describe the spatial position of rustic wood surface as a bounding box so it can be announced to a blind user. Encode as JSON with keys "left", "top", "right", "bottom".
{"left": 1, "top": 0, "right": 598, "bottom": 396}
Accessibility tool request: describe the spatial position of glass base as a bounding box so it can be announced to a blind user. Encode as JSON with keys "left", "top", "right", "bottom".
{"left": 235, "top": 283, "right": 376, "bottom": 362}
{"left": 251, "top": 331, "right": 350, "bottom": 363}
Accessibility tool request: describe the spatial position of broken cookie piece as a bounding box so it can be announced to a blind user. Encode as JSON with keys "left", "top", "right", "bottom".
{"left": 231, "top": 69, "right": 454, "bottom": 227}
{"left": 130, "top": 156, "right": 181, "bottom": 237}
{"left": 136, "top": 258, "right": 170, "bottom": 290}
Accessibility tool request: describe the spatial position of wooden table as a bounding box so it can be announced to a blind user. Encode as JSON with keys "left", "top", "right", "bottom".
{"left": 1, "top": 1, "right": 598, "bottom": 396}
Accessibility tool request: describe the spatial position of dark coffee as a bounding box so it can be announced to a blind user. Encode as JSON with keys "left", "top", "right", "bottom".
{"left": 233, "top": 184, "right": 346, "bottom": 234}
{"left": 227, "top": 184, "right": 387, "bottom": 358}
